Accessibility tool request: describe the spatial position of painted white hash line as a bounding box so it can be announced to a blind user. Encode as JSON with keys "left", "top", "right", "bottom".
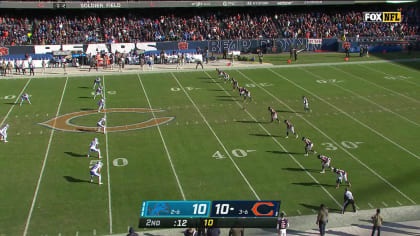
{"left": 23, "top": 77, "right": 68, "bottom": 236}
{"left": 358, "top": 64, "right": 419, "bottom": 87}
{"left": 0, "top": 78, "right": 32, "bottom": 126}
{"left": 137, "top": 73, "right": 186, "bottom": 200}
{"left": 172, "top": 72, "right": 261, "bottom": 200}
{"left": 207, "top": 71, "right": 341, "bottom": 208}
{"left": 102, "top": 75, "right": 113, "bottom": 234}
{"left": 246, "top": 69, "right": 416, "bottom": 204}
{"left": 331, "top": 66, "right": 420, "bottom": 105}
{"left": 299, "top": 67, "right": 420, "bottom": 161}
{"left": 303, "top": 67, "right": 420, "bottom": 128}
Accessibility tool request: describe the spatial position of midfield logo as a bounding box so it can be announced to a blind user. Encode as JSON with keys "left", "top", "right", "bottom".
{"left": 363, "top": 12, "right": 401, "bottom": 22}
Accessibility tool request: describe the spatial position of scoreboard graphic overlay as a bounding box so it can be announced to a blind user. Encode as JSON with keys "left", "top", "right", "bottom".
{"left": 139, "top": 201, "right": 281, "bottom": 228}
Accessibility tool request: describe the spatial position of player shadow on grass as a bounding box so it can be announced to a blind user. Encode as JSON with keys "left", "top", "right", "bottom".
{"left": 249, "top": 133, "right": 281, "bottom": 137}
{"left": 275, "top": 109, "right": 304, "bottom": 114}
{"left": 208, "top": 89, "right": 225, "bottom": 92}
{"left": 266, "top": 150, "right": 302, "bottom": 155}
{"left": 283, "top": 167, "right": 319, "bottom": 172}
{"left": 216, "top": 98, "right": 238, "bottom": 102}
{"left": 80, "top": 108, "right": 95, "bottom": 111}
{"left": 300, "top": 203, "right": 341, "bottom": 213}
{"left": 78, "top": 96, "right": 91, "bottom": 99}
{"left": 63, "top": 176, "right": 90, "bottom": 183}
{"left": 78, "top": 86, "right": 89, "bottom": 89}
{"left": 64, "top": 151, "right": 87, "bottom": 157}
{"left": 293, "top": 182, "right": 337, "bottom": 188}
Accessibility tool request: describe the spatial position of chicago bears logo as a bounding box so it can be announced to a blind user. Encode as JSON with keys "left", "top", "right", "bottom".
{"left": 0, "top": 47, "right": 9, "bottom": 56}
{"left": 40, "top": 108, "right": 174, "bottom": 132}
{"left": 178, "top": 42, "right": 188, "bottom": 50}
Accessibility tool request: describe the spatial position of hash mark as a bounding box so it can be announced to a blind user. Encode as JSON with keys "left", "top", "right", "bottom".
{"left": 368, "top": 203, "right": 374, "bottom": 208}
{"left": 396, "top": 200, "right": 403, "bottom": 206}
{"left": 246, "top": 150, "right": 256, "bottom": 153}
{"left": 382, "top": 201, "right": 388, "bottom": 207}
{"left": 311, "top": 209, "right": 316, "bottom": 213}
{"left": 297, "top": 210, "right": 301, "bottom": 215}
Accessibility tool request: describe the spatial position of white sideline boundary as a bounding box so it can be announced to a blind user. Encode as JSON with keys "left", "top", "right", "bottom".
{"left": 0, "top": 58, "right": 418, "bottom": 80}
{"left": 297, "top": 67, "right": 420, "bottom": 160}
{"left": 260, "top": 69, "right": 416, "bottom": 204}
{"left": 171, "top": 72, "right": 261, "bottom": 201}
{"left": 0, "top": 78, "right": 32, "bottom": 126}
{"left": 302, "top": 67, "right": 420, "bottom": 127}
{"left": 22, "top": 77, "right": 69, "bottom": 236}
{"left": 136, "top": 73, "right": 186, "bottom": 200}
{"left": 203, "top": 71, "right": 342, "bottom": 208}
{"left": 102, "top": 75, "right": 113, "bottom": 234}
{"left": 332, "top": 66, "right": 420, "bottom": 105}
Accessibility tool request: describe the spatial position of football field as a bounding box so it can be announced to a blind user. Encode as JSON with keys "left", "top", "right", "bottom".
{"left": 0, "top": 59, "right": 419, "bottom": 235}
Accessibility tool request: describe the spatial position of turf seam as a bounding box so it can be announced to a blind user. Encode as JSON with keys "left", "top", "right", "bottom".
{"left": 23, "top": 77, "right": 69, "bottom": 236}
{"left": 171, "top": 72, "right": 261, "bottom": 201}
{"left": 136, "top": 73, "right": 186, "bottom": 201}
{"left": 265, "top": 68, "right": 417, "bottom": 204}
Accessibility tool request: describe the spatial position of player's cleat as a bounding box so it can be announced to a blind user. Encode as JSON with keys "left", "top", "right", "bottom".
{"left": 304, "top": 154, "right": 308, "bottom": 157}
{"left": 296, "top": 134, "right": 299, "bottom": 139}
{"left": 90, "top": 179, "right": 93, "bottom": 183}
{"left": 99, "top": 182, "right": 103, "bottom": 185}
{"left": 4, "top": 141, "right": 8, "bottom": 143}
{"left": 99, "top": 156, "right": 102, "bottom": 159}
{"left": 314, "top": 151, "right": 317, "bottom": 154}
{"left": 320, "top": 171, "right": 325, "bottom": 174}
{"left": 285, "top": 136, "right": 289, "bottom": 139}
{"left": 87, "top": 155, "right": 90, "bottom": 158}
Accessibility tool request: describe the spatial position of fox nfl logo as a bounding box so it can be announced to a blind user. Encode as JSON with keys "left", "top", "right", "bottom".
{"left": 364, "top": 12, "right": 401, "bottom": 22}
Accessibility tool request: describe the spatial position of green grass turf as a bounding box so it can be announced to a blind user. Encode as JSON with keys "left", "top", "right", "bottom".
{"left": 0, "top": 57, "right": 419, "bottom": 235}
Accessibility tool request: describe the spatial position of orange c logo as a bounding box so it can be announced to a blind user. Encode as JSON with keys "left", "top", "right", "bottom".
{"left": 40, "top": 108, "right": 174, "bottom": 133}
{"left": 251, "top": 202, "right": 274, "bottom": 216}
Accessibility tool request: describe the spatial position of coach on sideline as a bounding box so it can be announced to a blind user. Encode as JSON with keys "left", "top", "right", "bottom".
{"left": 342, "top": 187, "right": 356, "bottom": 214}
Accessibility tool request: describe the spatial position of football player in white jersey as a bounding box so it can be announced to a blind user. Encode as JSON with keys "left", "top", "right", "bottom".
{"left": 87, "top": 138, "right": 102, "bottom": 159}
{"left": 0, "top": 124, "right": 9, "bottom": 143}
{"left": 97, "top": 117, "right": 106, "bottom": 134}
{"left": 97, "top": 98, "right": 105, "bottom": 112}
{"left": 93, "top": 76, "right": 101, "bottom": 89}
{"left": 93, "top": 86, "right": 104, "bottom": 99}
{"left": 303, "top": 96, "right": 310, "bottom": 112}
{"left": 20, "top": 93, "right": 31, "bottom": 106}
{"left": 90, "top": 161, "right": 103, "bottom": 185}
{"left": 302, "top": 137, "right": 317, "bottom": 156}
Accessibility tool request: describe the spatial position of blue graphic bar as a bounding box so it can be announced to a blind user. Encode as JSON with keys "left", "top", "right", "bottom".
{"left": 141, "top": 201, "right": 211, "bottom": 218}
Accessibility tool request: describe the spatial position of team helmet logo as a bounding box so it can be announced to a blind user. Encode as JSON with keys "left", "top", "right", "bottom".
{"left": 40, "top": 108, "right": 174, "bottom": 132}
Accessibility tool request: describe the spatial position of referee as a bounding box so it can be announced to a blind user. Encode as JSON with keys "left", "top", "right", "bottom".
{"left": 342, "top": 187, "right": 356, "bottom": 214}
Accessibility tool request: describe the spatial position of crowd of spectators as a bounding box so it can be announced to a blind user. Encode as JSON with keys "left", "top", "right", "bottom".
{"left": 0, "top": 5, "right": 418, "bottom": 46}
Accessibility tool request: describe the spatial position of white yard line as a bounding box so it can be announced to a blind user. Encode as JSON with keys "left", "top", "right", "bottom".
{"left": 0, "top": 78, "right": 32, "bottom": 126}
{"left": 136, "top": 73, "right": 186, "bottom": 200}
{"left": 23, "top": 77, "right": 68, "bottom": 236}
{"left": 241, "top": 69, "right": 417, "bottom": 205}
{"left": 358, "top": 64, "right": 419, "bottom": 87}
{"left": 296, "top": 67, "right": 420, "bottom": 161}
{"left": 301, "top": 67, "right": 420, "bottom": 127}
{"left": 171, "top": 72, "right": 261, "bottom": 200}
{"left": 331, "top": 66, "right": 420, "bottom": 105}
{"left": 102, "top": 75, "right": 113, "bottom": 234}
{"left": 203, "top": 71, "right": 342, "bottom": 208}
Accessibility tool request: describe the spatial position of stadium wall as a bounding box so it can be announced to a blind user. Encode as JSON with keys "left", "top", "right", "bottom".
{"left": 1, "top": 39, "right": 340, "bottom": 56}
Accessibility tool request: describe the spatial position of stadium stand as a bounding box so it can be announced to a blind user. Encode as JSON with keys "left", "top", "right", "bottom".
{"left": 0, "top": 5, "right": 418, "bottom": 46}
